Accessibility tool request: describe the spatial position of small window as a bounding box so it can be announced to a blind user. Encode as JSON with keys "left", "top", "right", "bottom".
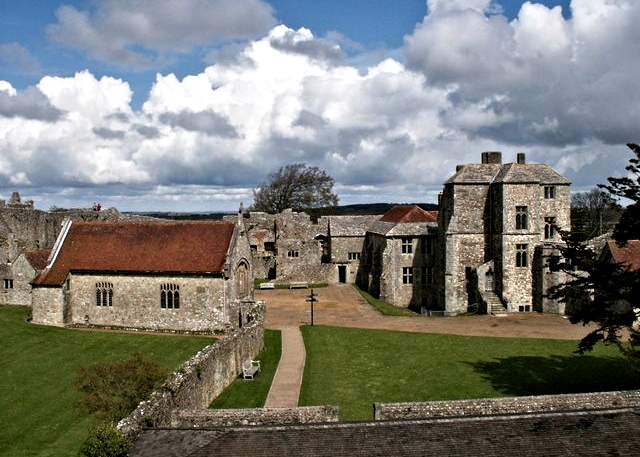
{"left": 161, "top": 284, "right": 180, "bottom": 309}
{"left": 544, "top": 217, "right": 556, "bottom": 239}
{"left": 402, "top": 238, "right": 413, "bottom": 254}
{"left": 348, "top": 252, "right": 361, "bottom": 261}
{"left": 264, "top": 242, "right": 275, "bottom": 252}
{"left": 287, "top": 250, "right": 299, "bottom": 258}
{"left": 519, "top": 305, "right": 532, "bottom": 312}
{"left": 516, "top": 244, "right": 528, "bottom": 267}
{"left": 4, "top": 278, "right": 13, "bottom": 289}
{"left": 516, "top": 206, "right": 528, "bottom": 230}
{"left": 421, "top": 267, "right": 433, "bottom": 285}
{"left": 402, "top": 267, "right": 413, "bottom": 284}
{"left": 544, "top": 186, "right": 556, "bottom": 199}
{"left": 95, "top": 282, "right": 113, "bottom": 307}
{"left": 420, "top": 236, "right": 435, "bottom": 255}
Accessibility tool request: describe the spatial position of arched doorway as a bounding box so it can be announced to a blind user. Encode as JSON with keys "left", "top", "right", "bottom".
{"left": 485, "top": 269, "right": 494, "bottom": 292}
{"left": 235, "top": 260, "right": 250, "bottom": 299}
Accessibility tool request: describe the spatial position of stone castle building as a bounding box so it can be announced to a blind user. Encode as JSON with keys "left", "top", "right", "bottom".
{"left": 438, "top": 152, "right": 570, "bottom": 315}
{"left": 31, "top": 211, "right": 255, "bottom": 332}
{"left": 242, "top": 152, "right": 571, "bottom": 316}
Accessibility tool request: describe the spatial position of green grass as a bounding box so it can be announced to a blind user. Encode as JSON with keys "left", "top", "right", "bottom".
{"left": 299, "top": 325, "right": 640, "bottom": 421}
{"left": 0, "top": 305, "right": 214, "bottom": 457}
{"left": 210, "top": 329, "right": 282, "bottom": 408}
{"left": 354, "top": 285, "right": 419, "bottom": 316}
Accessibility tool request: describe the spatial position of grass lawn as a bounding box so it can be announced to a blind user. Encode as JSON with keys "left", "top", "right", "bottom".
{"left": 299, "top": 325, "right": 640, "bottom": 421}
{"left": 354, "top": 285, "right": 419, "bottom": 316}
{"left": 0, "top": 305, "right": 214, "bottom": 457}
{"left": 210, "top": 329, "right": 282, "bottom": 408}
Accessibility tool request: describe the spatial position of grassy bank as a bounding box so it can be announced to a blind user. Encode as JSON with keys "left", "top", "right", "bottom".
{"left": 299, "top": 325, "right": 640, "bottom": 421}
{"left": 0, "top": 305, "right": 214, "bottom": 457}
{"left": 210, "top": 329, "right": 282, "bottom": 408}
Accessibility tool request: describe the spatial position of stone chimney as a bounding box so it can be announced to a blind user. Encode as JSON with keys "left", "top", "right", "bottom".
{"left": 481, "top": 151, "right": 502, "bottom": 164}
{"left": 517, "top": 153, "right": 526, "bottom": 164}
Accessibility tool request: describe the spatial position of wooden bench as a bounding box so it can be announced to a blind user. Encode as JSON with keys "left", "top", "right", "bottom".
{"left": 242, "top": 359, "right": 261, "bottom": 380}
{"left": 259, "top": 282, "right": 275, "bottom": 289}
{"left": 289, "top": 281, "right": 308, "bottom": 289}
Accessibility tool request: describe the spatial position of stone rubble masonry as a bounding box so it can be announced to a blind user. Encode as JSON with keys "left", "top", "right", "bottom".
{"left": 373, "top": 390, "right": 640, "bottom": 421}
{"left": 171, "top": 405, "right": 339, "bottom": 427}
{"left": 117, "top": 301, "right": 265, "bottom": 441}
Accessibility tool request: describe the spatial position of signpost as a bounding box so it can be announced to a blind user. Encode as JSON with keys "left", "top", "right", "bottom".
{"left": 306, "top": 289, "right": 318, "bottom": 326}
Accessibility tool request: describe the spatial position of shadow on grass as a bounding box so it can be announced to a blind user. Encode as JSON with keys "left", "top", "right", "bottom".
{"left": 467, "top": 354, "right": 640, "bottom": 397}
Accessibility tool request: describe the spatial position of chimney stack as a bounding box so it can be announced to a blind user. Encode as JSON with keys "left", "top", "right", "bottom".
{"left": 517, "top": 153, "right": 526, "bottom": 164}
{"left": 481, "top": 151, "right": 502, "bottom": 164}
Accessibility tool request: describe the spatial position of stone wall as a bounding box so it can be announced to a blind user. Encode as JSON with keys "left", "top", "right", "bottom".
{"left": 66, "top": 274, "right": 234, "bottom": 331}
{"left": 0, "top": 254, "right": 36, "bottom": 306}
{"left": 31, "top": 286, "right": 66, "bottom": 326}
{"left": 118, "top": 302, "right": 265, "bottom": 440}
{"left": 171, "top": 405, "right": 339, "bottom": 427}
{"left": 373, "top": 390, "right": 640, "bottom": 420}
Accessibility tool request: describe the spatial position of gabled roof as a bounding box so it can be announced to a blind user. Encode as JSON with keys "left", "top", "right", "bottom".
{"left": 445, "top": 162, "right": 570, "bottom": 185}
{"left": 33, "top": 221, "right": 235, "bottom": 286}
{"left": 605, "top": 239, "right": 640, "bottom": 271}
{"left": 380, "top": 205, "right": 438, "bottom": 223}
{"left": 21, "top": 249, "right": 51, "bottom": 271}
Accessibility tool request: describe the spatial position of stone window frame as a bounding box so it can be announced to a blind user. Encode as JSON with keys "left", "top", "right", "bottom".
{"left": 95, "top": 282, "right": 113, "bottom": 307}
{"left": 518, "top": 305, "right": 532, "bottom": 312}
{"left": 401, "top": 237, "right": 413, "bottom": 254}
{"left": 287, "top": 250, "right": 299, "bottom": 258}
{"left": 516, "top": 244, "right": 528, "bottom": 268}
{"left": 160, "top": 283, "right": 180, "bottom": 309}
{"left": 544, "top": 216, "right": 557, "bottom": 239}
{"left": 515, "top": 206, "right": 528, "bottom": 230}
{"left": 402, "top": 266, "right": 413, "bottom": 284}
{"left": 544, "top": 186, "right": 556, "bottom": 199}
{"left": 420, "top": 236, "right": 435, "bottom": 255}
{"left": 4, "top": 278, "right": 13, "bottom": 289}
{"left": 348, "top": 252, "right": 361, "bottom": 261}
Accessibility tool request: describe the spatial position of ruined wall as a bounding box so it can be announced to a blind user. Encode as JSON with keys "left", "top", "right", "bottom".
{"left": 118, "top": 302, "right": 265, "bottom": 440}
{"left": 329, "top": 236, "right": 365, "bottom": 284}
{"left": 171, "top": 405, "right": 339, "bottom": 427}
{"left": 374, "top": 390, "right": 640, "bottom": 420}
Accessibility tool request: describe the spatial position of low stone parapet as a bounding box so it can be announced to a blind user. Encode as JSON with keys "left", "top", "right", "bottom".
{"left": 172, "top": 405, "right": 339, "bottom": 427}
{"left": 374, "top": 390, "right": 640, "bottom": 421}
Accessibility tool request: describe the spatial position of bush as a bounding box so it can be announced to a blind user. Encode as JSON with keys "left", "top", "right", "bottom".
{"left": 78, "top": 423, "right": 128, "bottom": 457}
{"left": 75, "top": 353, "right": 168, "bottom": 422}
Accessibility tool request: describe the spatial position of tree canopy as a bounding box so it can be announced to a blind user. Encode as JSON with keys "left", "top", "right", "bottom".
{"left": 570, "top": 187, "right": 620, "bottom": 241}
{"left": 548, "top": 143, "right": 640, "bottom": 370}
{"left": 251, "top": 163, "right": 339, "bottom": 213}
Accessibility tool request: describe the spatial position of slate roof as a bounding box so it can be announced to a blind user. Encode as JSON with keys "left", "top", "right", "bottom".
{"left": 606, "top": 239, "right": 640, "bottom": 271}
{"left": 445, "top": 162, "right": 570, "bottom": 185}
{"left": 131, "top": 408, "right": 640, "bottom": 457}
{"left": 21, "top": 249, "right": 51, "bottom": 270}
{"left": 328, "top": 216, "right": 380, "bottom": 237}
{"left": 33, "top": 221, "right": 235, "bottom": 286}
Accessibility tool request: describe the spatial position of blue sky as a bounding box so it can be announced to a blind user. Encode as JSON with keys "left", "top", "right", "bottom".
{"left": 1, "top": 0, "right": 637, "bottom": 212}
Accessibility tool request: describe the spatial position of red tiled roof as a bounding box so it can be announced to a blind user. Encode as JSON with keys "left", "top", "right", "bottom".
{"left": 22, "top": 249, "right": 51, "bottom": 271}
{"left": 33, "top": 221, "right": 235, "bottom": 286}
{"left": 380, "top": 205, "right": 438, "bottom": 223}
{"left": 608, "top": 239, "right": 640, "bottom": 271}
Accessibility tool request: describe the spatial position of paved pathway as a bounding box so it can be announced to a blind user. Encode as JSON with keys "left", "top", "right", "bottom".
{"left": 264, "top": 325, "right": 306, "bottom": 407}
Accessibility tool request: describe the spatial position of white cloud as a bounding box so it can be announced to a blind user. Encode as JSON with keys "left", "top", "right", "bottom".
{"left": 46, "top": 0, "right": 277, "bottom": 67}
{"left": 2, "top": 3, "right": 640, "bottom": 211}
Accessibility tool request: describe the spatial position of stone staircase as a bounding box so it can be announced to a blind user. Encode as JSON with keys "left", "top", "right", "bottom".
{"left": 485, "top": 291, "right": 507, "bottom": 315}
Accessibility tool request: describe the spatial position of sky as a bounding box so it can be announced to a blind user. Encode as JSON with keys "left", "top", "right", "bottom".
{"left": 1, "top": 0, "right": 638, "bottom": 212}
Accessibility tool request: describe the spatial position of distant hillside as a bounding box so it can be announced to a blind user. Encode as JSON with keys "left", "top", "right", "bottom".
{"left": 131, "top": 203, "right": 438, "bottom": 221}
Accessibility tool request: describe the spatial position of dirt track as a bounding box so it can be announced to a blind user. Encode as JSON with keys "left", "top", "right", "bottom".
{"left": 257, "top": 284, "right": 594, "bottom": 340}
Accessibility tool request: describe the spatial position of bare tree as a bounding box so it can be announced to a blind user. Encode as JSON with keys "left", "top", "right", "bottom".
{"left": 251, "top": 164, "right": 339, "bottom": 213}
{"left": 571, "top": 187, "right": 621, "bottom": 240}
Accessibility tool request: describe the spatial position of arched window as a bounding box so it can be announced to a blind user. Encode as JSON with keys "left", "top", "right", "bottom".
{"left": 236, "top": 261, "right": 250, "bottom": 299}
{"left": 160, "top": 284, "right": 180, "bottom": 309}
